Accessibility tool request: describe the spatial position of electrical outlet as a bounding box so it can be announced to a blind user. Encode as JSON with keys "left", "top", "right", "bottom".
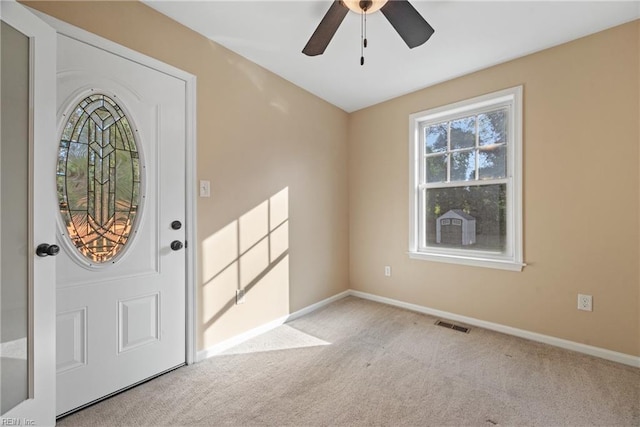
{"left": 236, "top": 289, "right": 245, "bottom": 304}
{"left": 577, "top": 294, "right": 592, "bottom": 311}
{"left": 384, "top": 266, "right": 391, "bottom": 277}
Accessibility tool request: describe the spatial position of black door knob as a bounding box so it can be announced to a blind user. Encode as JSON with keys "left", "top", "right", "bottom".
{"left": 171, "top": 221, "right": 182, "bottom": 230}
{"left": 170, "top": 240, "right": 183, "bottom": 251}
{"left": 36, "top": 243, "right": 60, "bottom": 257}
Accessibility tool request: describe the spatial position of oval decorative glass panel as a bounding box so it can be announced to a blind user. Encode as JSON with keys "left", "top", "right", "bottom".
{"left": 57, "top": 94, "right": 141, "bottom": 264}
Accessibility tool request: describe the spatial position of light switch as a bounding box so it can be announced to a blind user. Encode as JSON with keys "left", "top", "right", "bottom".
{"left": 199, "top": 180, "right": 210, "bottom": 197}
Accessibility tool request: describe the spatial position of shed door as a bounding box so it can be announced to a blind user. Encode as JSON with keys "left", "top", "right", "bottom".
{"left": 441, "top": 221, "right": 463, "bottom": 245}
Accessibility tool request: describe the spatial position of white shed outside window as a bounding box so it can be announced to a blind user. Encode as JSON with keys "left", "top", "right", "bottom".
{"left": 436, "top": 209, "right": 476, "bottom": 246}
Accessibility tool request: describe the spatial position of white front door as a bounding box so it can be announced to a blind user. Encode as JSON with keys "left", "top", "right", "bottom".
{"left": 0, "top": 2, "right": 56, "bottom": 426}
{"left": 55, "top": 33, "right": 187, "bottom": 416}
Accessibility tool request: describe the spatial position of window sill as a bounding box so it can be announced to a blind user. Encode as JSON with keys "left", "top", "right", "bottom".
{"left": 408, "top": 251, "right": 525, "bottom": 272}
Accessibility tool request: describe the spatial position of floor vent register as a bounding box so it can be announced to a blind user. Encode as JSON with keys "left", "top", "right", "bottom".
{"left": 435, "top": 320, "right": 470, "bottom": 333}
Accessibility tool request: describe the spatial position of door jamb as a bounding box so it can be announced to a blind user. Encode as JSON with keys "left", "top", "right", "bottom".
{"left": 30, "top": 9, "right": 198, "bottom": 365}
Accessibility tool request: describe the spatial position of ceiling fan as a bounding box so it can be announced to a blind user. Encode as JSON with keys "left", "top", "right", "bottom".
{"left": 302, "top": 0, "right": 435, "bottom": 62}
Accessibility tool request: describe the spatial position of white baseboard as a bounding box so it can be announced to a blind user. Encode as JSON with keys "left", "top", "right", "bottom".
{"left": 349, "top": 290, "right": 640, "bottom": 368}
{"left": 196, "top": 288, "right": 639, "bottom": 368}
{"left": 287, "top": 290, "right": 351, "bottom": 322}
{"left": 196, "top": 290, "right": 351, "bottom": 362}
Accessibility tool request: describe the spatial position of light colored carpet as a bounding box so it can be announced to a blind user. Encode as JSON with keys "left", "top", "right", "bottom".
{"left": 58, "top": 296, "right": 640, "bottom": 426}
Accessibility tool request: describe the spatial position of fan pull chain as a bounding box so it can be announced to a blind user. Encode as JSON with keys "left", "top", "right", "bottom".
{"left": 364, "top": 9, "right": 368, "bottom": 48}
{"left": 360, "top": 9, "right": 364, "bottom": 65}
{"left": 360, "top": 8, "right": 368, "bottom": 66}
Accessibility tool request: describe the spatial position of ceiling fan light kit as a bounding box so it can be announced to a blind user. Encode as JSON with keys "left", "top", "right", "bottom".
{"left": 342, "top": 0, "right": 388, "bottom": 14}
{"left": 302, "top": 0, "right": 435, "bottom": 65}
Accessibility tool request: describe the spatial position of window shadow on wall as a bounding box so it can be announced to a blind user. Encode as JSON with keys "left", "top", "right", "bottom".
{"left": 201, "top": 187, "right": 290, "bottom": 334}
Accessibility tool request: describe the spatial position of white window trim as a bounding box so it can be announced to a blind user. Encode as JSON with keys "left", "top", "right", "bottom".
{"left": 408, "top": 86, "right": 525, "bottom": 272}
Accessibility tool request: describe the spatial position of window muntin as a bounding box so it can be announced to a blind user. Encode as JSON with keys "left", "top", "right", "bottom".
{"left": 57, "top": 94, "right": 142, "bottom": 265}
{"left": 409, "top": 86, "right": 523, "bottom": 271}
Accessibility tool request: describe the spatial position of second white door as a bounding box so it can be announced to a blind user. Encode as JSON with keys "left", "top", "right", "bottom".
{"left": 55, "top": 33, "right": 187, "bottom": 416}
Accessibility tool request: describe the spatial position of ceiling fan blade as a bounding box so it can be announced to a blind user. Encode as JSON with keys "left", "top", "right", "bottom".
{"left": 380, "top": 0, "right": 435, "bottom": 49}
{"left": 302, "top": 0, "right": 349, "bottom": 56}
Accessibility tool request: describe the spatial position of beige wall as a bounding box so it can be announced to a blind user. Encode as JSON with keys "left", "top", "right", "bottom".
{"left": 349, "top": 21, "right": 640, "bottom": 357}
{"left": 23, "top": 1, "right": 640, "bottom": 358}
{"left": 25, "top": 1, "right": 350, "bottom": 351}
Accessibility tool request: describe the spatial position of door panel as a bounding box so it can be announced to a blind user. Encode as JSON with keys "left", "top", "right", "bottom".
{"left": 0, "top": 1, "right": 57, "bottom": 425}
{"left": 55, "top": 308, "right": 86, "bottom": 373}
{"left": 55, "top": 34, "right": 186, "bottom": 416}
{"left": 1, "top": 18, "right": 30, "bottom": 415}
{"left": 118, "top": 293, "right": 160, "bottom": 352}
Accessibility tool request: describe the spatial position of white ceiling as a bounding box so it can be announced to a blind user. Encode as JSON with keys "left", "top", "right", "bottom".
{"left": 143, "top": 1, "right": 640, "bottom": 112}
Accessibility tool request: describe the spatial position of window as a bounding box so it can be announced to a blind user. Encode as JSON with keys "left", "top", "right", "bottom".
{"left": 57, "top": 94, "right": 142, "bottom": 265}
{"left": 409, "top": 86, "right": 524, "bottom": 271}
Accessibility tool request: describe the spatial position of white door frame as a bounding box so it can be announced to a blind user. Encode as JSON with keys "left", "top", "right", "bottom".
{"left": 30, "top": 10, "right": 198, "bottom": 366}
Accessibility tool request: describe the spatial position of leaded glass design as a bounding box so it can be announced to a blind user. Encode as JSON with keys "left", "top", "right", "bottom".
{"left": 57, "top": 94, "right": 141, "bottom": 264}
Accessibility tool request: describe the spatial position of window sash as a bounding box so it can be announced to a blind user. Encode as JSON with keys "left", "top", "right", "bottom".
{"left": 416, "top": 183, "right": 512, "bottom": 257}
{"left": 419, "top": 106, "right": 510, "bottom": 186}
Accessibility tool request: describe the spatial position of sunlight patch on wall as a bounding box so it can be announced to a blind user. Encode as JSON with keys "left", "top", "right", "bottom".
{"left": 240, "top": 238, "right": 269, "bottom": 288}
{"left": 202, "top": 221, "right": 238, "bottom": 285}
{"left": 202, "top": 259, "right": 238, "bottom": 322}
{"left": 239, "top": 201, "right": 268, "bottom": 254}
{"left": 270, "top": 221, "right": 288, "bottom": 263}
{"left": 201, "top": 188, "right": 290, "bottom": 347}
{"left": 270, "top": 187, "right": 289, "bottom": 262}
